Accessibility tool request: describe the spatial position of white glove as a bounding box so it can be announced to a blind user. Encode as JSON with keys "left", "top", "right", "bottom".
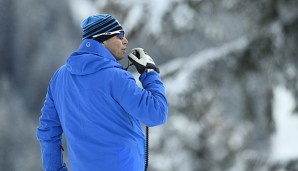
{"left": 128, "top": 48, "right": 159, "bottom": 74}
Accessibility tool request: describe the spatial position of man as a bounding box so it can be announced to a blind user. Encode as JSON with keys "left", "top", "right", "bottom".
{"left": 36, "top": 14, "right": 168, "bottom": 171}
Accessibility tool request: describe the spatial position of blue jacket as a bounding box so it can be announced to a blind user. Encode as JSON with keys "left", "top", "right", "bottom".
{"left": 36, "top": 39, "right": 168, "bottom": 171}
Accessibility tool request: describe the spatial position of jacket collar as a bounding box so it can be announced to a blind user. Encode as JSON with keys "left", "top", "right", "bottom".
{"left": 77, "top": 39, "right": 117, "bottom": 63}
{"left": 66, "top": 39, "right": 123, "bottom": 75}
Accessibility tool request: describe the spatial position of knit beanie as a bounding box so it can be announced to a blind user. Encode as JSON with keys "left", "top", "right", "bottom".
{"left": 81, "top": 14, "right": 123, "bottom": 42}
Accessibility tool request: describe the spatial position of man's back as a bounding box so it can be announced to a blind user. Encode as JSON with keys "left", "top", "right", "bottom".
{"left": 52, "top": 41, "right": 145, "bottom": 170}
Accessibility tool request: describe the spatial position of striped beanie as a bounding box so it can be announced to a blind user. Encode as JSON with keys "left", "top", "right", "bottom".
{"left": 81, "top": 14, "right": 123, "bottom": 42}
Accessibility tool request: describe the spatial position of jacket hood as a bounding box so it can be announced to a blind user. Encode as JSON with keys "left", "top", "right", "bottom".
{"left": 66, "top": 39, "right": 122, "bottom": 75}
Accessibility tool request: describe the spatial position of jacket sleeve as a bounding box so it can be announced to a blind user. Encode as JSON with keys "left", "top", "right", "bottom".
{"left": 111, "top": 71, "right": 168, "bottom": 127}
{"left": 36, "top": 83, "right": 68, "bottom": 171}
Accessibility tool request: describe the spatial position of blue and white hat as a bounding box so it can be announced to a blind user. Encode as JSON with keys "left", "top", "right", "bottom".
{"left": 81, "top": 14, "right": 123, "bottom": 42}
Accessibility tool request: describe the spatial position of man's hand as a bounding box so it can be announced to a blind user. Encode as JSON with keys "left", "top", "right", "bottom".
{"left": 128, "top": 48, "right": 160, "bottom": 74}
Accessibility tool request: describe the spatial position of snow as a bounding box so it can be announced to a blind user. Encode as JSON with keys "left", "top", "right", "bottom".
{"left": 67, "top": 0, "right": 98, "bottom": 25}
{"left": 171, "top": 3, "right": 196, "bottom": 30}
{"left": 161, "top": 37, "right": 248, "bottom": 105}
{"left": 141, "top": 0, "right": 197, "bottom": 36}
{"left": 271, "top": 85, "right": 298, "bottom": 161}
{"left": 122, "top": 5, "right": 144, "bottom": 34}
{"left": 67, "top": 0, "right": 198, "bottom": 38}
{"left": 145, "top": 0, "right": 172, "bottom": 34}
